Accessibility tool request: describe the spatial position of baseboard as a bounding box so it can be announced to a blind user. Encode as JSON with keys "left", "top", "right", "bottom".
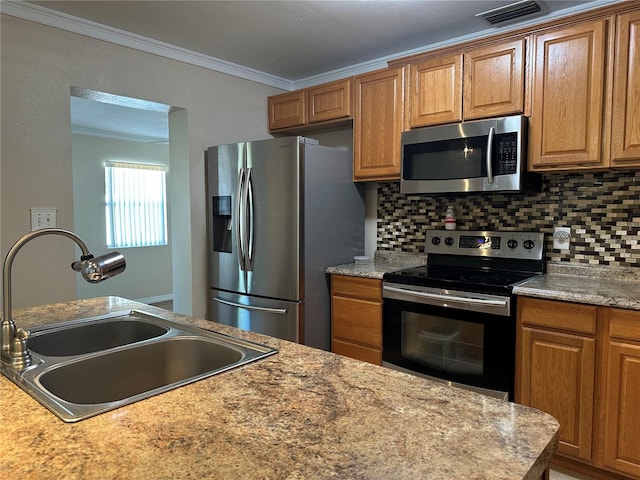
{"left": 135, "top": 294, "right": 173, "bottom": 305}
{"left": 551, "top": 456, "right": 630, "bottom": 480}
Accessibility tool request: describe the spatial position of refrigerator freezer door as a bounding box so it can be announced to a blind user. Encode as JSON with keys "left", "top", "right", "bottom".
{"left": 210, "top": 289, "right": 300, "bottom": 342}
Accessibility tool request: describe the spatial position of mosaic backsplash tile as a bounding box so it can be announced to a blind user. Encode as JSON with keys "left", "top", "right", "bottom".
{"left": 377, "top": 170, "right": 640, "bottom": 267}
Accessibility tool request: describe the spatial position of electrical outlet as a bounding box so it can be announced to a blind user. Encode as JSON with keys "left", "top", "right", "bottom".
{"left": 30, "top": 208, "right": 57, "bottom": 230}
{"left": 553, "top": 226, "right": 571, "bottom": 250}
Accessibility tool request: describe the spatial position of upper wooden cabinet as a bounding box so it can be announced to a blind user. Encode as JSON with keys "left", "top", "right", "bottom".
{"left": 406, "top": 39, "right": 525, "bottom": 128}
{"left": 407, "top": 54, "right": 462, "bottom": 127}
{"left": 268, "top": 90, "right": 306, "bottom": 131}
{"left": 267, "top": 78, "right": 352, "bottom": 132}
{"left": 353, "top": 67, "right": 404, "bottom": 181}
{"left": 307, "top": 78, "right": 352, "bottom": 124}
{"left": 529, "top": 11, "right": 640, "bottom": 171}
{"left": 463, "top": 39, "right": 525, "bottom": 121}
{"left": 529, "top": 20, "right": 608, "bottom": 170}
{"left": 611, "top": 10, "right": 640, "bottom": 167}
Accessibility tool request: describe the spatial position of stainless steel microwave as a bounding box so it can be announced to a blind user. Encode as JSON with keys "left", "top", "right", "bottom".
{"left": 400, "top": 115, "right": 541, "bottom": 194}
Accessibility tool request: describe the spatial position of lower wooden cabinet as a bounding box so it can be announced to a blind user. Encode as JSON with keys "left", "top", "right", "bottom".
{"left": 602, "top": 308, "right": 640, "bottom": 478}
{"left": 518, "top": 298, "right": 598, "bottom": 461}
{"left": 517, "top": 297, "right": 640, "bottom": 479}
{"left": 330, "top": 275, "right": 382, "bottom": 365}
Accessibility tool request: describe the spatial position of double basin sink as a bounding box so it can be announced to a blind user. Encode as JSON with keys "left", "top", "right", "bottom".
{"left": 1, "top": 310, "right": 277, "bottom": 422}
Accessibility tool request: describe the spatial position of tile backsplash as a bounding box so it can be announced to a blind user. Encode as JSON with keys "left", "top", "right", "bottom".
{"left": 377, "top": 170, "right": 640, "bottom": 267}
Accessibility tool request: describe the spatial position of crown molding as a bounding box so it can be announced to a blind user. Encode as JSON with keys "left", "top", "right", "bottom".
{"left": 1, "top": 0, "right": 624, "bottom": 92}
{"left": 0, "top": 1, "right": 294, "bottom": 91}
{"left": 71, "top": 126, "right": 169, "bottom": 144}
{"left": 292, "top": 0, "right": 624, "bottom": 88}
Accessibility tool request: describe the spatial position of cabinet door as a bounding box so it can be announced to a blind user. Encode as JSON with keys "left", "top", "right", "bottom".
{"left": 520, "top": 327, "right": 596, "bottom": 461}
{"left": 463, "top": 39, "right": 525, "bottom": 120}
{"left": 408, "top": 55, "right": 462, "bottom": 127}
{"left": 602, "top": 308, "right": 640, "bottom": 478}
{"left": 268, "top": 90, "right": 306, "bottom": 131}
{"left": 529, "top": 20, "right": 608, "bottom": 170}
{"left": 332, "top": 296, "right": 382, "bottom": 349}
{"left": 603, "top": 341, "right": 640, "bottom": 478}
{"left": 353, "top": 67, "right": 404, "bottom": 181}
{"left": 611, "top": 11, "right": 640, "bottom": 167}
{"left": 307, "top": 78, "right": 352, "bottom": 123}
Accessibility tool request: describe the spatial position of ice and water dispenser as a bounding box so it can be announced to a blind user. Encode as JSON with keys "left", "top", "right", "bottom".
{"left": 211, "top": 196, "right": 232, "bottom": 253}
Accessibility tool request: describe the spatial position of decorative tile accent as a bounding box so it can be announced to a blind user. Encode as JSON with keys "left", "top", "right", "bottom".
{"left": 377, "top": 170, "right": 640, "bottom": 267}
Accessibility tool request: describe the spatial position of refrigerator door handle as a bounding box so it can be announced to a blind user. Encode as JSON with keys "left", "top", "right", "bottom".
{"left": 246, "top": 167, "right": 255, "bottom": 271}
{"left": 236, "top": 167, "right": 247, "bottom": 271}
{"left": 213, "top": 297, "right": 288, "bottom": 315}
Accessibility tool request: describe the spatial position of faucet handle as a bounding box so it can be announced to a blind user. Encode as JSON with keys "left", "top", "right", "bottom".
{"left": 10, "top": 328, "right": 33, "bottom": 369}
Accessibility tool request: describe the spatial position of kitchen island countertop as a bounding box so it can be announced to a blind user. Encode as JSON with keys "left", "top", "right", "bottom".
{"left": 1, "top": 297, "right": 558, "bottom": 479}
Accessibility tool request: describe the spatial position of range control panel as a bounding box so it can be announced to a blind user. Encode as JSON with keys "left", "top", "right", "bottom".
{"left": 425, "top": 230, "right": 545, "bottom": 261}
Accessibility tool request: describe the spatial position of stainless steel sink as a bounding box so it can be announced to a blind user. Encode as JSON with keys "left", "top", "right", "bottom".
{"left": 28, "top": 315, "right": 168, "bottom": 356}
{"left": 1, "top": 310, "right": 277, "bottom": 422}
{"left": 39, "top": 337, "right": 244, "bottom": 404}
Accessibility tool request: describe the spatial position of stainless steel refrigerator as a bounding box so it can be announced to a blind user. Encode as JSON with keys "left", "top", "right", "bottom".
{"left": 206, "top": 136, "right": 364, "bottom": 350}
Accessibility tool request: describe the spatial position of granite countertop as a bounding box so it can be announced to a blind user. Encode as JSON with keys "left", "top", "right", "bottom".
{"left": 326, "top": 251, "right": 426, "bottom": 279}
{"left": 327, "top": 252, "right": 640, "bottom": 311}
{"left": 513, "top": 263, "right": 640, "bottom": 311}
{"left": 1, "top": 297, "right": 558, "bottom": 479}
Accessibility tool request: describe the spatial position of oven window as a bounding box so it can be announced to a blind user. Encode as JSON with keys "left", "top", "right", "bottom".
{"left": 401, "top": 312, "right": 484, "bottom": 376}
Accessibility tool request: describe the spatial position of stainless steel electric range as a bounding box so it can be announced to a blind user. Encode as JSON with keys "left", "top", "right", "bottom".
{"left": 382, "top": 229, "right": 545, "bottom": 401}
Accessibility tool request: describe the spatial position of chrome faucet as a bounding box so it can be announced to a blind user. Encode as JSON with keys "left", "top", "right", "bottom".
{"left": 1, "top": 228, "right": 126, "bottom": 369}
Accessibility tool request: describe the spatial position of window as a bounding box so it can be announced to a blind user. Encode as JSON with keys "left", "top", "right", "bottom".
{"left": 105, "top": 161, "right": 168, "bottom": 248}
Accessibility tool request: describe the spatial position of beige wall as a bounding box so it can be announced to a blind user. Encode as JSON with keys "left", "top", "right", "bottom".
{"left": 71, "top": 134, "right": 173, "bottom": 301}
{"left": 1, "top": 14, "right": 282, "bottom": 316}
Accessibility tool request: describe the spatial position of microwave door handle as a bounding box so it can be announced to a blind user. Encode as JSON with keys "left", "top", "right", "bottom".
{"left": 486, "top": 126, "right": 495, "bottom": 184}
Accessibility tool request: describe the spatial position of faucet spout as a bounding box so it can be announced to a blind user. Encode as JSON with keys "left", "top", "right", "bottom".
{"left": 1, "top": 228, "right": 125, "bottom": 368}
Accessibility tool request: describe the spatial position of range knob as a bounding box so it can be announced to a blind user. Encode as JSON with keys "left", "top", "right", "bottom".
{"left": 431, "top": 236, "right": 441, "bottom": 245}
{"left": 523, "top": 239, "right": 535, "bottom": 250}
{"left": 444, "top": 237, "right": 455, "bottom": 246}
{"left": 507, "top": 239, "right": 518, "bottom": 249}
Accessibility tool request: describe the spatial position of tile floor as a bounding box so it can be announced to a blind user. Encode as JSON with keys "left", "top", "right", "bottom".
{"left": 550, "top": 467, "right": 598, "bottom": 480}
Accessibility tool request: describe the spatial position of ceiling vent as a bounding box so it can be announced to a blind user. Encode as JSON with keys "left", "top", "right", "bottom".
{"left": 476, "top": 0, "right": 542, "bottom": 25}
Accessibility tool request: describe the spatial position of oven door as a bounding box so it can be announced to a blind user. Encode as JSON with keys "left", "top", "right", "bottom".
{"left": 382, "top": 283, "right": 516, "bottom": 400}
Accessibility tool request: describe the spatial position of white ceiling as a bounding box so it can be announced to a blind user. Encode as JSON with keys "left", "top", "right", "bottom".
{"left": 9, "top": 0, "right": 616, "bottom": 142}
{"left": 26, "top": 0, "right": 610, "bottom": 82}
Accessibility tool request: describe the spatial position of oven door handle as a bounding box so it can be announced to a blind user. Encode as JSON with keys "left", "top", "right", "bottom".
{"left": 383, "top": 286, "right": 508, "bottom": 307}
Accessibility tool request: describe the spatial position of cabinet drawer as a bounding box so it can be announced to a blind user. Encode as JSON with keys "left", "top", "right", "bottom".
{"left": 332, "top": 339, "right": 382, "bottom": 365}
{"left": 332, "top": 275, "right": 381, "bottom": 301}
{"left": 332, "top": 296, "right": 382, "bottom": 348}
{"left": 609, "top": 309, "right": 640, "bottom": 342}
{"left": 519, "top": 297, "right": 597, "bottom": 334}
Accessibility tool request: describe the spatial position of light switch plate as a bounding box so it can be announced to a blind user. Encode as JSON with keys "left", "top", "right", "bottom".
{"left": 30, "top": 208, "right": 57, "bottom": 230}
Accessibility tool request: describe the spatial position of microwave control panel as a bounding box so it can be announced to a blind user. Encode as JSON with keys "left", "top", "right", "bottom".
{"left": 495, "top": 133, "right": 518, "bottom": 175}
